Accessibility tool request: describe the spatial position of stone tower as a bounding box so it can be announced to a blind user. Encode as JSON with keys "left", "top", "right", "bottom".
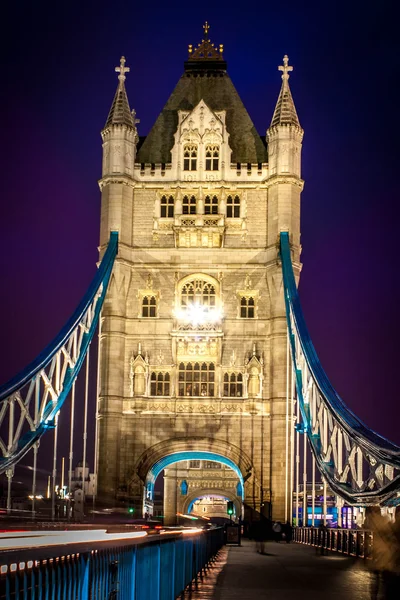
{"left": 96, "top": 25, "right": 303, "bottom": 523}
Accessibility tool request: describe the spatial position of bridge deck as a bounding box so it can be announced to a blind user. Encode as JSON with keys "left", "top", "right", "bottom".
{"left": 186, "top": 540, "right": 371, "bottom": 599}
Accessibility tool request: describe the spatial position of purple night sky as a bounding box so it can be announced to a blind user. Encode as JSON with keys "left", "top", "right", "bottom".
{"left": 1, "top": 1, "right": 399, "bottom": 488}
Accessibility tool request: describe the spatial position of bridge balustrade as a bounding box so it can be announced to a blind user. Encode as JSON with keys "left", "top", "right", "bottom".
{"left": 293, "top": 527, "right": 373, "bottom": 558}
{"left": 0, "top": 527, "right": 224, "bottom": 600}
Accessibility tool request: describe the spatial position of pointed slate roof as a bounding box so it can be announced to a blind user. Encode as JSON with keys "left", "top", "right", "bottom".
{"left": 136, "top": 25, "right": 268, "bottom": 164}
{"left": 270, "top": 55, "right": 301, "bottom": 128}
{"left": 104, "top": 57, "right": 134, "bottom": 129}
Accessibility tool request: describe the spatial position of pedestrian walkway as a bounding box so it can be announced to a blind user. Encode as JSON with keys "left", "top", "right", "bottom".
{"left": 183, "top": 539, "right": 372, "bottom": 599}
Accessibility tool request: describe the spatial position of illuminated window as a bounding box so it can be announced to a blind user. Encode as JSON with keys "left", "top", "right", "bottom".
{"left": 181, "top": 279, "right": 216, "bottom": 309}
{"left": 182, "top": 195, "right": 197, "bottom": 215}
{"left": 226, "top": 195, "right": 240, "bottom": 218}
{"left": 223, "top": 373, "right": 243, "bottom": 397}
{"left": 204, "top": 461, "right": 222, "bottom": 469}
{"left": 189, "top": 460, "right": 201, "bottom": 468}
{"left": 142, "top": 295, "right": 157, "bottom": 318}
{"left": 205, "top": 145, "right": 219, "bottom": 170}
{"left": 240, "top": 297, "right": 255, "bottom": 318}
{"left": 160, "top": 195, "right": 174, "bottom": 218}
{"left": 204, "top": 195, "right": 219, "bottom": 215}
{"left": 183, "top": 145, "right": 197, "bottom": 171}
{"left": 150, "top": 372, "right": 170, "bottom": 396}
{"left": 178, "top": 362, "right": 215, "bottom": 397}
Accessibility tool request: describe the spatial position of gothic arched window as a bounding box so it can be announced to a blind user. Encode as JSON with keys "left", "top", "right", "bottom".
{"left": 142, "top": 295, "right": 157, "bottom": 318}
{"left": 181, "top": 279, "right": 216, "bottom": 309}
{"left": 160, "top": 195, "right": 174, "bottom": 218}
{"left": 182, "top": 195, "right": 197, "bottom": 215}
{"left": 178, "top": 362, "right": 215, "bottom": 397}
{"left": 226, "top": 195, "right": 241, "bottom": 218}
{"left": 223, "top": 372, "right": 243, "bottom": 397}
{"left": 240, "top": 296, "right": 255, "bottom": 318}
{"left": 204, "top": 195, "right": 219, "bottom": 215}
{"left": 205, "top": 145, "right": 219, "bottom": 171}
{"left": 150, "top": 371, "right": 170, "bottom": 396}
{"left": 183, "top": 145, "right": 197, "bottom": 171}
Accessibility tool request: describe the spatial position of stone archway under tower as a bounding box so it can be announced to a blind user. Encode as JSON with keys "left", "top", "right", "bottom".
{"left": 132, "top": 437, "right": 254, "bottom": 523}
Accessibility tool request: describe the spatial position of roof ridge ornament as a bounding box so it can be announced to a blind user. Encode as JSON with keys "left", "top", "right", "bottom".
{"left": 187, "top": 22, "right": 224, "bottom": 61}
{"left": 278, "top": 55, "right": 293, "bottom": 86}
{"left": 115, "top": 56, "right": 130, "bottom": 86}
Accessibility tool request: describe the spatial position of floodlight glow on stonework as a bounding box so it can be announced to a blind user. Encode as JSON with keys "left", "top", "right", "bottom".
{"left": 174, "top": 302, "right": 222, "bottom": 326}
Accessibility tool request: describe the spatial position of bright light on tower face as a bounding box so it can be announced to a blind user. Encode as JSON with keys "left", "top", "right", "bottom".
{"left": 174, "top": 302, "right": 222, "bottom": 326}
{"left": 187, "top": 302, "right": 207, "bottom": 326}
{"left": 186, "top": 302, "right": 222, "bottom": 326}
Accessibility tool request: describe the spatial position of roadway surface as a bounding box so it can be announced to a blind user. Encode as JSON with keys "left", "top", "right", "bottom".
{"left": 184, "top": 539, "right": 373, "bottom": 599}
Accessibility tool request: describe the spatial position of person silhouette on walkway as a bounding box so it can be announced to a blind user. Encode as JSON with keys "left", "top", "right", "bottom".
{"left": 251, "top": 516, "right": 271, "bottom": 554}
{"left": 366, "top": 506, "right": 397, "bottom": 599}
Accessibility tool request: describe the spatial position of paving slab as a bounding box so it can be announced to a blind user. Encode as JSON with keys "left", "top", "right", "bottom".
{"left": 184, "top": 540, "right": 374, "bottom": 599}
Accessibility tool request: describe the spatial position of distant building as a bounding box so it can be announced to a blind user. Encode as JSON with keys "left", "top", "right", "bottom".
{"left": 71, "top": 462, "right": 96, "bottom": 497}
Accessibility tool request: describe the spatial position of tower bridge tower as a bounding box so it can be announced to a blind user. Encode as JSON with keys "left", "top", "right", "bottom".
{"left": 97, "top": 26, "right": 304, "bottom": 522}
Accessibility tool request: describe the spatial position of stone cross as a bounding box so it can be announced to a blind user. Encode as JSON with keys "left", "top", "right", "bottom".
{"left": 203, "top": 21, "right": 210, "bottom": 39}
{"left": 278, "top": 55, "right": 293, "bottom": 83}
{"left": 116, "top": 56, "right": 130, "bottom": 84}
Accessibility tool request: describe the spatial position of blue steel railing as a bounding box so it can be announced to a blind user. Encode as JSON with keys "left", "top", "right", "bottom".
{"left": 293, "top": 526, "right": 373, "bottom": 558}
{"left": 0, "top": 528, "right": 224, "bottom": 600}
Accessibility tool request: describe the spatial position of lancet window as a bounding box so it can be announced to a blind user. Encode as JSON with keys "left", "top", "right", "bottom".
{"left": 182, "top": 195, "right": 197, "bottom": 215}
{"left": 150, "top": 372, "right": 170, "bottom": 396}
{"left": 204, "top": 195, "right": 219, "bottom": 215}
{"left": 142, "top": 295, "right": 157, "bottom": 317}
{"left": 180, "top": 279, "right": 216, "bottom": 308}
{"left": 226, "top": 195, "right": 241, "bottom": 218}
{"left": 160, "top": 195, "right": 174, "bottom": 218}
{"left": 183, "top": 145, "right": 197, "bottom": 171}
{"left": 205, "top": 145, "right": 219, "bottom": 171}
{"left": 223, "top": 373, "right": 243, "bottom": 397}
{"left": 240, "top": 296, "right": 255, "bottom": 318}
{"left": 178, "top": 362, "right": 215, "bottom": 397}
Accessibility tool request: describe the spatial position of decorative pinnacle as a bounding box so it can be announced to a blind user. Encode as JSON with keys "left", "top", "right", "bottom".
{"left": 203, "top": 21, "right": 210, "bottom": 39}
{"left": 278, "top": 55, "right": 293, "bottom": 84}
{"left": 115, "top": 56, "right": 130, "bottom": 85}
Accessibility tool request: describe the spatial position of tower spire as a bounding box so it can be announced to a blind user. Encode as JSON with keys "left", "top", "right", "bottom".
{"left": 104, "top": 56, "right": 135, "bottom": 129}
{"left": 270, "top": 55, "right": 300, "bottom": 128}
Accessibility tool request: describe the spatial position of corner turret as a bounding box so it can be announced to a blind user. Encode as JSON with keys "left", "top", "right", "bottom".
{"left": 266, "top": 55, "right": 304, "bottom": 256}
{"left": 101, "top": 56, "right": 138, "bottom": 179}
{"left": 99, "top": 57, "right": 138, "bottom": 246}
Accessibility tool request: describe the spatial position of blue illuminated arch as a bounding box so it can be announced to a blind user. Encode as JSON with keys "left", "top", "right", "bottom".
{"left": 145, "top": 451, "right": 245, "bottom": 501}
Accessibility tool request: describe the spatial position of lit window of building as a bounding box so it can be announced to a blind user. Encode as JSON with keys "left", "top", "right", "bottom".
{"left": 178, "top": 362, "right": 215, "bottom": 396}
{"left": 150, "top": 372, "right": 170, "bottom": 396}
{"left": 223, "top": 373, "right": 243, "bottom": 397}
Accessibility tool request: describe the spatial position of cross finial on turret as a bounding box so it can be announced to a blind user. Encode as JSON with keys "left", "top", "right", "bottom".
{"left": 203, "top": 21, "right": 210, "bottom": 39}
{"left": 278, "top": 55, "right": 293, "bottom": 85}
{"left": 115, "top": 56, "right": 130, "bottom": 85}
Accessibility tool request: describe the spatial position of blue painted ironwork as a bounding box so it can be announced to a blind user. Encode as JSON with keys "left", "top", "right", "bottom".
{"left": 280, "top": 231, "right": 400, "bottom": 505}
{"left": 145, "top": 451, "right": 245, "bottom": 500}
{"left": 294, "top": 526, "right": 373, "bottom": 558}
{"left": 0, "top": 233, "right": 118, "bottom": 473}
{"left": 0, "top": 528, "right": 224, "bottom": 600}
